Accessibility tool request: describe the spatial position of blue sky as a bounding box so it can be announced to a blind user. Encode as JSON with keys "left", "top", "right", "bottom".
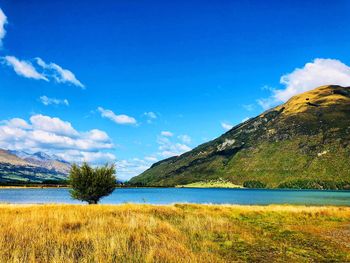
{"left": 1, "top": 1, "right": 350, "bottom": 180}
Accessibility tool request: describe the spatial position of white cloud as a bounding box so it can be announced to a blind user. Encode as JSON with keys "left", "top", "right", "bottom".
{"left": 36, "top": 58, "right": 85, "bottom": 88}
{"left": 161, "top": 131, "right": 173, "bottom": 137}
{"left": 56, "top": 150, "right": 116, "bottom": 165}
{"left": 221, "top": 122, "right": 233, "bottom": 131}
{"left": 30, "top": 114, "right": 78, "bottom": 137}
{"left": 144, "top": 112, "right": 157, "bottom": 119}
{"left": 2, "top": 56, "right": 48, "bottom": 81}
{"left": 84, "top": 129, "right": 109, "bottom": 142}
{"left": 3, "top": 118, "right": 31, "bottom": 129}
{"left": 40, "top": 95, "right": 69, "bottom": 106}
{"left": 0, "top": 115, "right": 114, "bottom": 165}
{"left": 178, "top": 134, "right": 191, "bottom": 144}
{"left": 259, "top": 58, "right": 350, "bottom": 109}
{"left": 0, "top": 8, "right": 7, "bottom": 47}
{"left": 277, "top": 59, "right": 350, "bottom": 101}
{"left": 81, "top": 152, "right": 116, "bottom": 164}
{"left": 97, "top": 107, "right": 137, "bottom": 125}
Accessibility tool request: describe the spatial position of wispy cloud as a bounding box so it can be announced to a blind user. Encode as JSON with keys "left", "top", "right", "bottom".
{"left": 178, "top": 134, "right": 191, "bottom": 144}
{"left": 0, "top": 8, "right": 7, "bottom": 47}
{"left": 161, "top": 131, "right": 173, "bottom": 137}
{"left": 144, "top": 111, "right": 157, "bottom": 123}
{"left": 144, "top": 111, "right": 157, "bottom": 119}
{"left": 0, "top": 9, "right": 84, "bottom": 88}
{"left": 36, "top": 57, "right": 85, "bottom": 88}
{"left": 144, "top": 156, "right": 158, "bottom": 162}
{"left": 2, "top": 55, "right": 85, "bottom": 88}
{"left": 257, "top": 98, "right": 275, "bottom": 111}
{"left": 157, "top": 132, "right": 191, "bottom": 158}
{"left": 221, "top": 122, "right": 233, "bottom": 131}
{"left": 40, "top": 95, "right": 69, "bottom": 106}
{"left": 242, "top": 104, "right": 255, "bottom": 112}
{"left": 2, "top": 56, "right": 48, "bottom": 81}
{"left": 258, "top": 58, "right": 350, "bottom": 110}
{"left": 97, "top": 107, "right": 137, "bottom": 125}
{"left": 118, "top": 131, "right": 192, "bottom": 179}
{"left": 117, "top": 158, "right": 157, "bottom": 181}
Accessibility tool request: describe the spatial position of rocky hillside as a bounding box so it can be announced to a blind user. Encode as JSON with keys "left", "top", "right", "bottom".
{"left": 129, "top": 85, "right": 350, "bottom": 189}
{"left": 0, "top": 150, "right": 70, "bottom": 183}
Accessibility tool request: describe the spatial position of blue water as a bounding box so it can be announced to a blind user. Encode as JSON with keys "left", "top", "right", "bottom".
{"left": 0, "top": 188, "right": 349, "bottom": 205}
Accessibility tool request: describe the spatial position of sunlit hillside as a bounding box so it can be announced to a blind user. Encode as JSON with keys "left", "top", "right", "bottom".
{"left": 130, "top": 85, "right": 350, "bottom": 188}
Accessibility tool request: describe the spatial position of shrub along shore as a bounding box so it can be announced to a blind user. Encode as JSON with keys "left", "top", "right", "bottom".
{"left": 0, "top": 204, "right": 349, "bottom": 262}
{"left": 1, "top": 178, "right": 350, "bottom": 190}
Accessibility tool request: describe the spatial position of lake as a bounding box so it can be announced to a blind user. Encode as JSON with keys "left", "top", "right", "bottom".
{"left": 0, "top": 188, "right": 350, "bottom": 205}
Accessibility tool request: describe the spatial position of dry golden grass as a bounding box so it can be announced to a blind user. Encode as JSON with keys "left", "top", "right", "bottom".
{"left": 0, "top": 204, "right": 349, "bottom": 262}
{"left": 274, "top": 85, "right": 350, "bottom": 115}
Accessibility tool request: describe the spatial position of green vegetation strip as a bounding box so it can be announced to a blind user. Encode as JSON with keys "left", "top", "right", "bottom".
{"left": 176, "top": 179, "right": 243, "bottom": 188}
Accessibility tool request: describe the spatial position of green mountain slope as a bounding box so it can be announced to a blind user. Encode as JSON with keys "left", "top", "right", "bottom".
{"left": 129, "top": 85, "right": 350, "bottom": 189}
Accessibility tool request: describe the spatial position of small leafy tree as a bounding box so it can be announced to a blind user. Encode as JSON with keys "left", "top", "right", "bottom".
{"left": 69, "top": 162, "right": 117, "bottom": 204}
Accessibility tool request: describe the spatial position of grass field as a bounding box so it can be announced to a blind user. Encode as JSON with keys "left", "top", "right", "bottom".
{"left": 176, "top": 179, "right": 243, "bottom": 188}
{"left": 0, "top": 204, "right": 349, "bottom": 262}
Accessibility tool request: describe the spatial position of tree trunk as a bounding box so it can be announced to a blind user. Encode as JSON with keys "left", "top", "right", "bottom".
{"left": 88, "top": 200, "right": 98, "bottom": 205}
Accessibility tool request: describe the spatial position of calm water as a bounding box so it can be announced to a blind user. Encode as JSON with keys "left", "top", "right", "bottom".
{"left": 0, "top": 188, "right": 349, "bottom": 205}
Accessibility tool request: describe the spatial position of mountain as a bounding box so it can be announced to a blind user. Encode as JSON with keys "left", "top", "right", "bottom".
{"left": 9, "top": 150, "right": 71, "bottom": 174}
{"left": 0, "top": 149, "right": 31, "bottom": 166}
{"left": 0, "top": 150, "right": 71, "bottom": 183}
{"left": 129, "top": 85, "right": 350, "bottom": 189}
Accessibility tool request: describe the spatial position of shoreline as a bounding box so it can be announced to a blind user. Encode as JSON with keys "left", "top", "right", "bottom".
{"left": 0, "top": 185, "right": 69, "bottom": 189}
{"left": 1, "top": 185, "right": 350, "bottom": 191}
{"left": 0, "top": 203, "right": 349, "bottom": 208}
{"left": 1, "top": 202, "right": 350, "bottom": 207}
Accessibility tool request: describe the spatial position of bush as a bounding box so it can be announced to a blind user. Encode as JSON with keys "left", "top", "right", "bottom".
{"left": 278, "top": 179, "right": 350, "bottom": 190}
{"left": 243, "top": 180, "right": 266, "bottom": 189}
{"left": 41, "top": 179, "right": 69, "bottom": 185}
{"left": 69, "top": 163, "right": 116, "bottom": 204}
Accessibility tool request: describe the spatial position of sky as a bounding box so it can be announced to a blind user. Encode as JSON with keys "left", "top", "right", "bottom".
{"left": 1, "top": 0, "right": 350, "bottom": 180}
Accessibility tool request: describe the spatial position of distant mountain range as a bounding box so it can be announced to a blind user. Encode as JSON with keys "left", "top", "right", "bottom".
{"left": 129, "top": 85, "right": 350, "bottom": 189}
{"left": 0, "top": 149, "right": 70, "bottom": 183}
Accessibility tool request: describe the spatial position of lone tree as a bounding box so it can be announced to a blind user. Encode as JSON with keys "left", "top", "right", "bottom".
{"left": 69, "top": 162, "right": 117, "bottom": 204}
